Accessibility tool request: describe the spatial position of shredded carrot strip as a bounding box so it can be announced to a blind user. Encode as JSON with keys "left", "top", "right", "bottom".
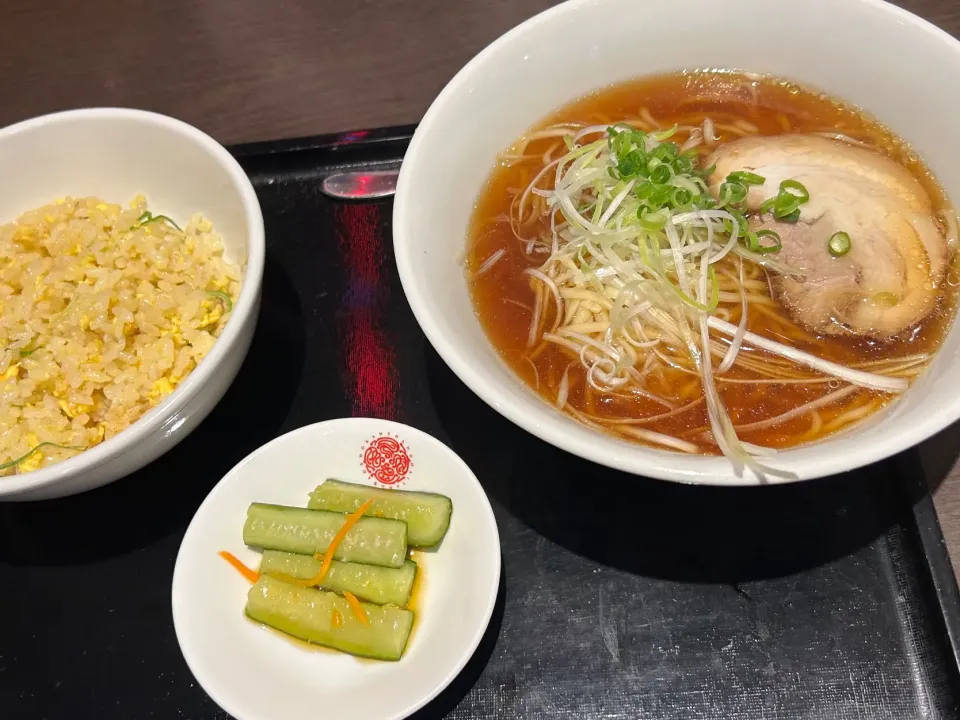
{"left": 343, "top": 591, "right": 369, "bottom": 625}
{"left": 332, "top": 609, "right": 342, "bottom": 629}
{"left": 218, "top": 550, "right": 260, "bottom": 584}
{"left": 287, "top": 498, "right": 375, "bottom": 588}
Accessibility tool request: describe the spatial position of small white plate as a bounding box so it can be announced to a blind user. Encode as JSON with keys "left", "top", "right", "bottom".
{"left": 172, "top": 418, "right": 501, "bottom": 720}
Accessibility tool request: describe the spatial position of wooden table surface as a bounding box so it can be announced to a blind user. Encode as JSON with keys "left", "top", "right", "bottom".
{"left": 4, "top": 0, "right": 960, "bottom": 572}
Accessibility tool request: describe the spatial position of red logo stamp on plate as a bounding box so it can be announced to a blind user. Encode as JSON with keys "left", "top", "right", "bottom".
{"left": 360, "top": 433, "right": 413, "bottom": 486}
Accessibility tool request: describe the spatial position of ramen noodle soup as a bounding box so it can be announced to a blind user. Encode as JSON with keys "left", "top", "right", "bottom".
{"left": 466, "top": 71, "right": 959, "bottom": 476}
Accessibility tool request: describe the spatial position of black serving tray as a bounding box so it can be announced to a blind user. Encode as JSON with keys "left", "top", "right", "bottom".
{"left": 2, "top": 127, "right": 960, "bottom": 719}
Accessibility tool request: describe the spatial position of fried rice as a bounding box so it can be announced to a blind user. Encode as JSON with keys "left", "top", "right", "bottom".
{"left": 0, "top": 195, "right": 242, "bottom": 475}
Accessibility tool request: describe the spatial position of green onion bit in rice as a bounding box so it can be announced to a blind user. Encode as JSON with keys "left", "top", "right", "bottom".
{"left": 0, "top": 442, "right": 85, "bottom": 472}
{"left": 206, "top": 290, "right": 234, "bottom": 312}
{"left": 132, "top": 211, "right": 182, "bottom": 232}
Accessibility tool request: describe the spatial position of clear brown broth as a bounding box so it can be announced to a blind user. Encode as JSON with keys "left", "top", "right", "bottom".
{"left": 466, "top": 71, "right": 958, "bottom": 452}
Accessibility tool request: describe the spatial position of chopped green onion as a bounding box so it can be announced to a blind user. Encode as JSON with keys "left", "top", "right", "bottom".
{"left": 744, "top": 229, "right": 780, "bottom": 253}
{"left": 779, "top": 179, "right": 809, "bottom": 202}
{"left": 610, "top": 130, "right": 632, "bottom": 158}
{"left": 774, "top": 196, "right": 803, "bottom": 219}
{"left": 563, "top": 134, "right": 575, "bottom": 151}
{"left": 873, "top": 292, "right": 899, "bottom": 306}
{"left": 617, "top": 150, "right": 646, "bottom": 178}
{"left": 671, "top": 188, "right": 693, "bottom": 207}
{"left": 759, "top": 179, "right": 810, "bottom": 221}
{"left": 653, "top": 185, "right": 676, "bottom": 205}
{"left": 0, "top": 442, "right": 85, "bottom": 471}
{"left": 726, "top": 170, "right": 766, "bottom": 186}
{"left": 606, "top": 125, "right": 703, "bottom": 212}
{"left": 717, "top": 182, "right": 747, "bottom": 208}
{"left": 649, "top": 164, "right": 672, "bottom": 184}
{"left": 828, "top": 231, "right": 851, "bottom": 257}
{"left": 754, "top": 229, "right": 782, "bottom": 254}
{"left": 674, "top": 155, "right": 693, "bottom": 174}
{"left": 19, "top": 348, "right": 36, "bottom": 357}
{"left": 633, "top": 179, "right": 653, "bottom": 198}
{"left": 651, "top": 143, "right": 678, "bottom": 162}
{"left": 206, "top": 290, "right": 234, "bottom": 311}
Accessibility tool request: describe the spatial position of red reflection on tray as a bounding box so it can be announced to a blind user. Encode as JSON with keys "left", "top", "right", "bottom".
{"left": 336, "top": 203, "right": 398, "bottom": 420}
{"left": 338, "top": 129, "right": 370, "bottom": 144}
{"left": 344, "top": 174, "right": 376, "bottom": 198}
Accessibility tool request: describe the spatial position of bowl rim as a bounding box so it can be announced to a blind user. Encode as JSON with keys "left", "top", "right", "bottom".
{"left": 393, "top": 0, "right": 960, "bottom": 485}
{"left": 0, "top": 107, "right": 265, "bottom": 497}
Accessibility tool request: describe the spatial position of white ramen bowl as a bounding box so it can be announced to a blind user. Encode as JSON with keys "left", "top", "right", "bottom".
{"left": 393, "top": 0, "right": 960, "bottom": 485}
{"left": 0, "top": 108, "right": 264, "bottom": 500}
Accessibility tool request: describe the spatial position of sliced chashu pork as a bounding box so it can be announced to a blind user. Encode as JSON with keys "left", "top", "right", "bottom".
{"left": 706, "top": 134, "right": 947, "bottom": 339}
